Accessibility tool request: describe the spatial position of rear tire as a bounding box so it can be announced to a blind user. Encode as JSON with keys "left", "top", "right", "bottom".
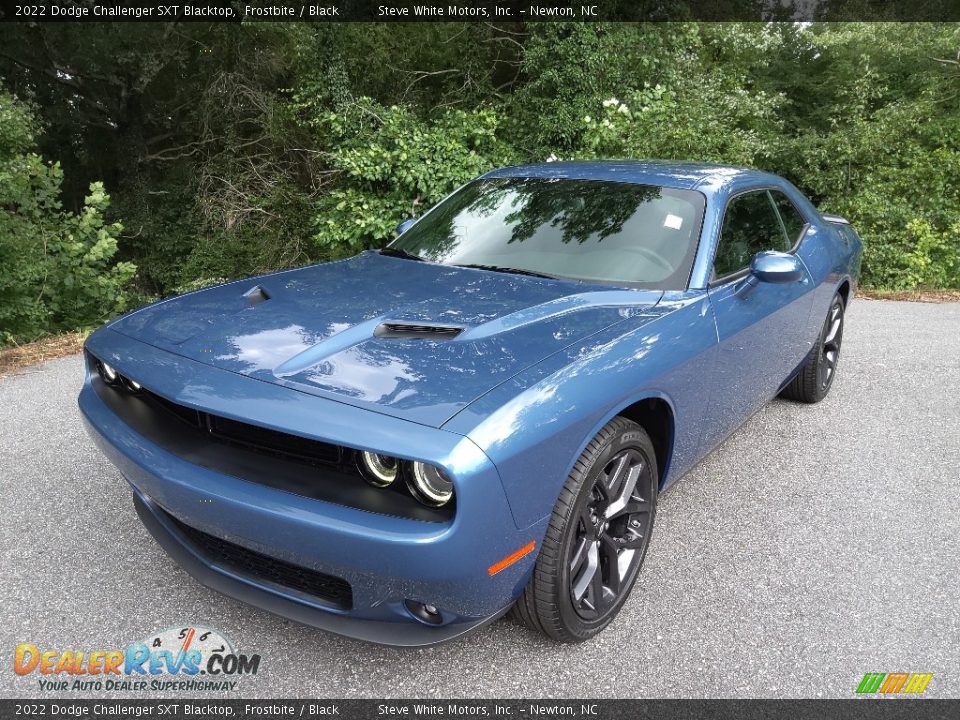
{"left": 782, "top": 292, "right": 845, "bottom": 403}
{"left": 511, "top": 417, "right": 658, "bottom": 642}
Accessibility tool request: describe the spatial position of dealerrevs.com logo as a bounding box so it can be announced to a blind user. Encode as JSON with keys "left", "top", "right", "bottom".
{"left": 14, "top": 626, "right": 261, "bottom": 692}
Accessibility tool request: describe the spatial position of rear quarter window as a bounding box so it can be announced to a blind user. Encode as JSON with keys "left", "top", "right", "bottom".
{"left": 770, "top": 191, "right": 808, "bottom": 247}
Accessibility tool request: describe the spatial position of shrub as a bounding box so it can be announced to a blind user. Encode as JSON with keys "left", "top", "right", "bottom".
{"left": 0, "top": 91, "right": 135, "bottom": 345}
{"left": 301, "top": 98, "right": 517, "bottom": 254}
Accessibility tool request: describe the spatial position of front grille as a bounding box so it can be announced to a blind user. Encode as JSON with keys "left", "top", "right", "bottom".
{"left": 207, "top": 413, "right": 341, "bottom": 465}
{"left": 149, "top": 390, "right": 203, "bottom": 428}
{"left": 165, "top": 510, "right": 353, "bottom": 609}
{"left": 141, "top": 387, "right": 342, "bottom": 467}
{"left": 87, "top": 350, "right": 455, "bottom": 522}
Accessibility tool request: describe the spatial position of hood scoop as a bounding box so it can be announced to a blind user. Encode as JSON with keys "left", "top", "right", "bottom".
{"left": 243, "top": 284, "right": 271, "bottom": 306}
{"left": 272, "top": 318, "right": 464, "bottom": 378}
{"left": 374, "top": 322, "right": 464, "bottom": 340}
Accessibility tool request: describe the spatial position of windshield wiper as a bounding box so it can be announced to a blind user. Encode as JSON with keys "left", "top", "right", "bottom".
{"left": 379, "top": 247, "right": 424, "bottom": 261}
{"left": 454, "top": 263, "right": 561, "bottom": 280}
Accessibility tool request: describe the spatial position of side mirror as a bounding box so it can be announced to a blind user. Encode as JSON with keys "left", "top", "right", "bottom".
{"left": 750, "top": 251, "right": 803, "bottom": 284}
{"left": 395, "top": 217, "right": 417, "bottom": 237}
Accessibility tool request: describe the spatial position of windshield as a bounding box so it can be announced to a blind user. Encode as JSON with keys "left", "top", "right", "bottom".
{"left": 389, "top": 177, "right": 706, "bottom": 290}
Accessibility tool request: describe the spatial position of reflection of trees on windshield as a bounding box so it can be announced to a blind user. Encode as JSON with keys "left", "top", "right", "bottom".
{"left": 405, "top": 181, "right": 510, "bottom": 259}
{"left": 501, "top": 179, "right": 660, "bottom": 245}
{"left": 391, "top": 177, "right": 704, "bottom": 289}
{"left": 397, "top": 178, "right": 662, "bottom": 258}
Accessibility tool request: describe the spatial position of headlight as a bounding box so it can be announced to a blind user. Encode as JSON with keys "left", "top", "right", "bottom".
{"left": 360, "top": 451, "right": 399, "bottom": 487}
{"left": 407, "top": 462, "right": 454, "bottom": 507}
{"left": 99, "top": 361, "right": 118, "bottom": 384}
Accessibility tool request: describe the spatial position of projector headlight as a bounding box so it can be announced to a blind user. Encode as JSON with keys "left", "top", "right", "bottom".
{"left": 407, "top": 462, "right": 454, "bottom": 507}
{"left": 360, "top": 451, "right": 399, "bottom": 487}
{"left": 98, "top": 361, "right": 118, "bottom": 384}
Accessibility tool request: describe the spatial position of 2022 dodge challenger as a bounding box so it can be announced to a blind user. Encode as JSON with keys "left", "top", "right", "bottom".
{"left": 79, "top": 161, "right": 862, "bottom": 646}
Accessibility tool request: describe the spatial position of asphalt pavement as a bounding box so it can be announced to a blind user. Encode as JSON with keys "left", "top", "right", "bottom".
{"left": 1, "top": 298, "right": 958, "bottom": 699}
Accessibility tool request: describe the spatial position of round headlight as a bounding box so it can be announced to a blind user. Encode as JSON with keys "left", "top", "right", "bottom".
{"left": 100, "top": 362, "right": 118, "bottom": 383}
{"left": 127, "top": 379, "right": 142, "bottom": 392}
{"left": 407, "top": 462, "right": 454, "bottom": 507}
{"left": 360, "top": 451, "right": 399, "bottom": 487}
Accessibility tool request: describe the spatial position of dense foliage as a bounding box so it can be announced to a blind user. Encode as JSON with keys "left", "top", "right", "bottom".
{"left": 0, "top": 21, "right": 957, "bottom": 343}
{"left": 0, "top": 92, "right": 135, "bottom": 344}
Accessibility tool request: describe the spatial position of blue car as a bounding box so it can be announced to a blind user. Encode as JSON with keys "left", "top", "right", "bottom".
{"left": 79, "top": 161, "right": 862, "bottom": 645}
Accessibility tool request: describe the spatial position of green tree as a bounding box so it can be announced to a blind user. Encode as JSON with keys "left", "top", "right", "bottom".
{"left": 0, "top": 90, "right": 135, "bottom": 344}
{"left": 301, "top": 98, "right": 517, "bottom": 254}
{"left": 768, "top": 24, "right": 960, "bottom": 288}
{"left": 2, "top": 21, "right": 958, "bottom": 305}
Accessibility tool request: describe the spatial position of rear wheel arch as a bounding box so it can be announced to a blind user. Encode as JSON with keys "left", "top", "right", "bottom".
{"left": 837, "top": 278, "right": 851, "bottom": 307}
{"left": 781, "top": 291, "right": 845, "bottom": 403}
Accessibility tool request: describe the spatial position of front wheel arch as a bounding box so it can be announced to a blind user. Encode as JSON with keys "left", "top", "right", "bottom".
{"left": 616, "top": 397, "right": 674, "bottom": 490}
{"left": 551, "top": 392, "right": 677, "bottom": 510}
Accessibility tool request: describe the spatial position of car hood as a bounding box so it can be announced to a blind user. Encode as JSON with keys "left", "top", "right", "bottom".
{"left": 111, "top": 252, "right": 662, "bottom": 427}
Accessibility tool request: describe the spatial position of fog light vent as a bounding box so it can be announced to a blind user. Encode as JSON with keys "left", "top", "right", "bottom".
{"left": 404, "top": 599, "right": 445, "bottom": 626}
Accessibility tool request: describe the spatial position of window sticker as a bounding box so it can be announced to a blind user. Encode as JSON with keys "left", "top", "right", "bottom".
{"left": 664, "top": 214, "right": 683, "bottom": 230}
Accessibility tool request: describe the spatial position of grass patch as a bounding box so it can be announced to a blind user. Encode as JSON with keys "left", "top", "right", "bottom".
{"left": 0, "top": 332, "right": 86, "bottom": 378}
{"left": 859, "top": 288, "right": 960, "bottom": 303}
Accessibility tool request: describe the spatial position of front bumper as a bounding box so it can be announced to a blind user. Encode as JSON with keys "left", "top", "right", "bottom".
{"left": 130, "top": 489, "right": 510, "bottom": 645}
{"left": 80, "top": 329, "right": 543, "bottom": 646}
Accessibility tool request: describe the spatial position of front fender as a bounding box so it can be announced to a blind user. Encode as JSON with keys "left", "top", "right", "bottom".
{"left": 444, "top": 294, "right": 717, "bottom": 529}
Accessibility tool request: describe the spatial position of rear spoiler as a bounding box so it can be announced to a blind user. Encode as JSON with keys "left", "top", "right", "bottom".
{"left": 821, "top": 213, "right": 850, "bottom": 225}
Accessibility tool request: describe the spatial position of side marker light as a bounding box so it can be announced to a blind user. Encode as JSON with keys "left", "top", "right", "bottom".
{"left": 487, "top": 541, "right": 537, "bottom": 577}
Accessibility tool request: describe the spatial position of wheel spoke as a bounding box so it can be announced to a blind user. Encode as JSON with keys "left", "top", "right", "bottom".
{"left": 571, "top": 540, "right": 599, "bottom": 603}
{"left": 569, "top": 537, "right": 590, "bottom": 575}
{"left": 609, "top": 498, "right": 649, "bottom": 521}
{"left": 824, "top": 316, "right": 841, "bottom": 345}
{"left": 598, "top": 534, "right": 621, "bottom": 596}
{"left": 578, "top": 504, "right": 594, "bottom": 534}
{"left": 605, "top": 459, "right": 642, "bottom": 520}
{"left": 598, "top": 452, "right": 630, "bottom": 502}
{"left": 616, "top": 549, "right": 637, "bottom": 582}
{"left": 589, "top": 554, "right": 608, "bottom": 610}
{"left": 598, "top": 532, "right": 621, "bottom": 565}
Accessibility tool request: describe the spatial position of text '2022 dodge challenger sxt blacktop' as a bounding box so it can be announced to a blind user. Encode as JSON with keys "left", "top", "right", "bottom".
{"left": 79, "top": 161, "right": 862, "bottom": 646}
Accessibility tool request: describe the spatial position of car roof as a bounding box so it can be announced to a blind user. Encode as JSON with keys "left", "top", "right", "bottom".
{"left": 482, "top": 160, "right": 782, "bottom": 193}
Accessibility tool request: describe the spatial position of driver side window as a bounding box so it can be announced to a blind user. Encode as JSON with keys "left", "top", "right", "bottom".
{"left": 713, "top": 191, "right": 789, "bottom": 279}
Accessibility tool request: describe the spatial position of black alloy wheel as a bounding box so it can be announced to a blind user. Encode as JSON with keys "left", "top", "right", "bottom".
{"left": 819, "top": 297, "right": 844, "bottom": 392}
{"left": 568, "top": 447, "right": 655, "bottom": 620}
{"left": 512, "top": 417, "right": 658, "bottom": 642}
{"left": 781, "top": 292, "right": 846, "bottom": 403}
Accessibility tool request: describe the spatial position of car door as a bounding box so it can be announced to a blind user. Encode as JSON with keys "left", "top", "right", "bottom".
{"left": 701, "top": 189, "right": 814, "bottom": 451}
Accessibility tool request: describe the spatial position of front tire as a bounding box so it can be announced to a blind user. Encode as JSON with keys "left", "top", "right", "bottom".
{"left": 511, "top": 417, "right": 658, "bottom": 642}
{"left": 782, "top": 292, "right": 845, "bottom": 403}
